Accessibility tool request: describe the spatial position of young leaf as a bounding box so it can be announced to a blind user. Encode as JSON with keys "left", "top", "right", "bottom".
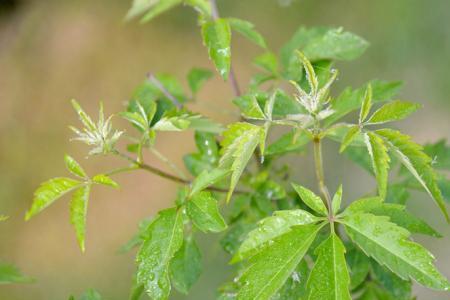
{"left": 326, "top": 80, "right": 403, "bottom": 126}
{"left": 92, "top": 174, "right": 119, "bottom": 189}
{"left": 306, "top": 233, "right": 351, "bottom": 300}
{"left": 364, "top": 132, "right": 390, "bottom": 199}
{"left": 169, "top": 236, "right": 202, "bottom": 294}
{"left": 297, "top": 51, "right": 318, "bottom": 95}
{"left": 342, "top": 212, "right": 450, "bottom": 290}
{"left": 237, "top": 224, "right": 322, "bottom": 300}
{"left": 220, "top": 123, "right": 262, "bottom": 202}
{"left": 201, "top": 18, "right": 231, "bottom": 80}
{"left": 228, "top": 18, "right": 267, "bottom": 49}
{"left": 359, "top": 84, "right": 372, "bottom": 123}
{"left": 186, "top": 191, "right": 227, "bottom": 232}
{"left": 339, "top": 125, "right": 360, "bottom": 153}
{"left": 331, "top": 184, "right": 343, "bottom": 214}
{"left": 232, "top": 209, "right": 319, "bottom": 262}
{"left": 232, "top": 94, "right": 265, "bottom": 119}
{"left": 187, "top": 68, "right": 213, "bottom": 95}
{"left": 26, "top": 178, "right": 82, "bottom": 220}
{"left": 64, "top": 155, "right": 87, "bottom": 178}
{"left": 189, "top": 168, "right": 230, "bottom": 197}
{"left": 376, "top": 129, "right": 449, "bottom": 221}
{"left": 344, "top": 197, "right": 441, "bottom": 237}
{"left": 137, "top": 207, "right": 184, "bottom": 300}
{"left": 0, "top": 262, "right": 33, "bottom": 284}
{"left": 291, "top": 183, "right": 328, "bottom": 216}
{"left": 70, "top": 185, "right": 91, "bottom": 252}
{"left": 367, "top": 100, "right": 421, "bottom": 124}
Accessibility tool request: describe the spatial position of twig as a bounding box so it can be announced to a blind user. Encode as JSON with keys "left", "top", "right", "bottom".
{"left": 112, "top": 150, "right": 241, "bottom": 194}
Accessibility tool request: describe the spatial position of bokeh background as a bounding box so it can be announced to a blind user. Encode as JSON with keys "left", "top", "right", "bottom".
{"left": 1, "top": 0, "right": 449, "bottom": 299}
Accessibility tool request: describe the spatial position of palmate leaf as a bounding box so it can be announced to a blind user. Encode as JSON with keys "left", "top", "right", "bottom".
{"left": 376, "top": 128, "right": 449, "bottom": 221}
{"left": 153, "top": 110, "right": 224, "bottom": 133}
{"left": 202, "top": 18, "right": 231, "bottom": 80}
{"left": 137, "top": 207, "right": 184, "bottom": 300}
{"left": 346, "top": 244, "right": 370, "bottom": 290}
{"left": 237, "top": 224, "right": 322, "bottom": 300}
{"left": 367, "top": 100, "right": 421, "bottom": 124}
{"left": 186, "top": 191, "right": 227, "bottom": 232}
{"left": 370, "top": 261, "right": 412, "bottom": 300}
{"left": 92, "top": 174, "right": 119, "bottom": 189}
{"left": 342, "top": 212, "right": 449, "bottom": 290}
{"left": 220, "top": 123, "right": 262, "bottom": 202}
{"left": 189, "top": 168, "right": 230, "bottom": 197}
{"left": 339, "top": 125, "right": 360, "bottom": 153}
{"left": 359, "top": 84, "right": 372, "bottom": 123}
{"left": 25, "top": 177, "right": 82, "bottom": 220}
{"left": 271, "top": 260, "right": 309, "bottom": 300}
{"left": 0, "top": 262, "right": 33, "bottom": 284}
{"left": 70, "top": 185, "right": 91, "bottom": 252}
{"left": 331, "top": 184, "right": 343, "bottom": 214}
{"left": 306, "top": 233, "right": 351, "bottom": 300}
{"left": 291, "top": 183, "right": 328, "bottom": 216}
{"left": 364, "top": 132, "right": 390, "bottom": 199}
{"left": 232, "top": 209, "right": 319, "bottom": 262}
{"left": 169, "top": 236, "right": 202, "bottom": 294}
{"left": 228, "top": 18, "right": 267, "bottom": 49}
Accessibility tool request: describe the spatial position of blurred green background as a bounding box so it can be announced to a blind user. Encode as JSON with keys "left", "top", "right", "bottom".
{"left": 0, "top": 0, "right": 449, "bottom": 299}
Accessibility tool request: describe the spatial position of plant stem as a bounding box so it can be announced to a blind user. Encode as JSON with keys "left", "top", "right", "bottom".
{"left": 112, "top": 150, "right": 238, "bottom": 194}
{"left": 313, "top": 137, "right": 333, "bottom": 219}
{"left": 209, "top": 0, "right": 241, "bottom": 97}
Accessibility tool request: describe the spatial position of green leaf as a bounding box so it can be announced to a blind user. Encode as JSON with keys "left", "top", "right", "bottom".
{"left": 169, "top": 236, "right": 202, "bottom": 294}
{"left": 187, "top": 191, "right": 227, "bottom": 232}
{"left": 189, "top": 168, "right": 230, "bottom": 197}
{"left": 71, "top": 99, "right": 96, "bottom": 131}
{"left": 376, "top": 128, "right": 449, "bottom": 221}
{"left": 342, "top": 212, "right": 449, "bottom": 290}
{"left": 302, "top": 27, "right": 369, "bottom": 61}
{"left": 80, "top": 289, "right": 102, "bottom": 300}
{"left": 271, "top": 260, "right": 309, "bottom": 300}
{"left": 92, "top": 174, "right": 119, "bottom": 189}
{"left": 220, "top": 220, "right": 255, "bottom": 255}
{"left": 0, "top": 262, "right": 33, "bottom": 284}
{"left": 187, "top": 68, "right": 213, "bottom": 95}
{"left": 237, "top": 224, "right": 322, "bottom": 300}
{"left": 228, "top": 18, "right": 267, "bottom": 49}
{"left": 153, "top": 110, "right": 223, "bottom": 133}
{"left": 370, "top": 261, "right": 412, "bottom": 300}
{"left": 232, "top": 94, "right": 265, "bottom": 119}
{"left": 339, "top": 125, "right": 360, "bottom": 153}
{"left": 364, "top": 132, "right": 390, "bottom": 199}
{"left": 26, "top": 177, "right": 82, "bottom": 220}
{"left": 331, "top": 185, "right": 343, "bottom": 214}
{"left": 126, "top": 0, "right": 182, "bottom": 23}
{"left": 202, "top": 19, "right": 231, "bottom": 80}
{"left": 232, "top": 209, "right": 319, "bottom": 262}
{"left": 266, "top": 129, "right": 311, "bottom": 156}
{"left": 183, "top": 132, "right": 219, "bottom": 176}
{"left": 70, "top": 185, "right": 91, "bottom": 252}
{"left": 0, "top": 215, "right": 7, "bottom": 222}
{"left": 306, "top": 233, "right": 351, "bottom": 300}
{"left": 367, "top": 100, "right": 421, "bottom": 124}
{"left": 137, "top": 207, "right": 184, "bottom": 300}
{"left": 64, "top": 155, "right": 87, "bottom": 178}
{"left": 291, "top": 183, "right": 328, "bottom": 216}
{"left": 184, "top": 0, "right": 211, "bottom": 17}
{"left": 326, "top": 80, "right": 403, "bottom": 126}
{"left": 253, "top": 52, "right": 278, "bottom": 75}
{"left": 220, "top": 123, "right": 262, "bottom": 202}
{"left": 359, "top": 84, "right": 372, "bottom": 123}
{"left": 344, "top": 197, "right": 441, "bottom": 237}
{"left": 346, "top": 245, "right": 370, "bottom": 290}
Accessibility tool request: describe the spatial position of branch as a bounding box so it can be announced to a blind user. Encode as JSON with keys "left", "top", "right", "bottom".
{"left": 113, "top": 150, "right": 241, "bottom": 194}
{"left": 147, "top": 72, "right": 183, "bottom": 108}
